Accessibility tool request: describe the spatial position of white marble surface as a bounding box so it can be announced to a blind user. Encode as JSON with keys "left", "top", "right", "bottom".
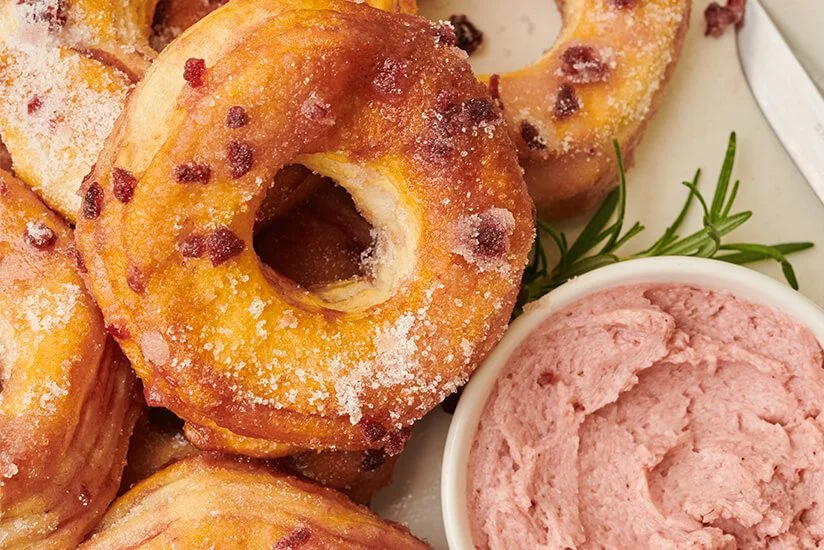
{"left": 371, "top": 1, "right": 824, "bottom": 548}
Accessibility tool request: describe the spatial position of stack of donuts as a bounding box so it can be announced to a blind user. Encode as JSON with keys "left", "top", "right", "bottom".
{"left": 0, "top": 0, "right": 689, "bottom": 547}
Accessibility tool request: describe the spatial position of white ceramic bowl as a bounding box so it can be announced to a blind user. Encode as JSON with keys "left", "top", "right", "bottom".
{"left": 440, "top": 256, "right": 824, "bottom": 549}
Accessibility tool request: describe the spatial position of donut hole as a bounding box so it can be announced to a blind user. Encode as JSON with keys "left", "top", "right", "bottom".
{"left": 254, "top": 165, "right": 375, "bottom": 288}
{"left": 254, "top": 156, "right": 418, "bottom": 312}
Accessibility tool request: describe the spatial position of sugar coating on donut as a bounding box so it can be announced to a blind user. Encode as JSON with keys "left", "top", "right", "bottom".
{"left": 0, "top": 2, "right": 131, "bottom": 215}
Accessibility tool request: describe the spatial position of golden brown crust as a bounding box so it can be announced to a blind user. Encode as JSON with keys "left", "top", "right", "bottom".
{"left": 76, "top": 0, "right": 534, "bottom": 456}
{"left": 0, "top": 170, "right": 141, "bottom": 549}
{"left": 487, "top": 0, "right": 691, "bottom": 219}
{"left": 81, "top": 456, "right": 430, "bottom": 549}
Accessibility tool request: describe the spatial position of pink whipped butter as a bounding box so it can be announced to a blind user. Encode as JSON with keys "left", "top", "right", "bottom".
{"left": 469, "top": 284, "right": 824, "bottom": 549}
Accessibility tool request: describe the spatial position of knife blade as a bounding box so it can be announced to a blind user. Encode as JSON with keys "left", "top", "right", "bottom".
{"left": 737, "top": 0, "right": 824, "bottom": 202}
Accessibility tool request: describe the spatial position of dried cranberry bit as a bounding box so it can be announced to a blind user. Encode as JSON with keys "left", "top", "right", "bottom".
{"left": 704, "top": 0, "right": 745, "bottom": 37}
{"left": 434, "top": 88, "right": 462, "bottom": 117}
{"left": 488, "top": 74, "right": 503, "bottom": 110}
{"left": 205, "top": 227, "right": 244, "bottom": 266}
{"left": 561, "top": 45, "right": 609, "bottom": 84}
{"left": 463, "top": 98, "right": 497, "bottom": 124}
{"left": 360, "top": 449, "right": 387, "bottom": 472}
{"left": 106, "top": 322, "right": 131, "bottom": 340}
{"left": 225, "top": 106, "right": 249, "bottom": 128}
{"left": 174, "top": 162, "right": 211, "bottom": 184}
{"left": 112, "top": 167, "right": 137, "bottom": 203}
{"left": 359, "top": 420, "right": 387, "bottom": 442}
{"left": 553, "top": 83, "right": 580, "bottom": 119}
{"left": 23, "top": 220, "right": 56, "bottom": 249}
{"left": 537, "top": 372, "right": 556, "bottom": 387}
{"left": 177, "top": 234, "right": 206, "bottom": 258}
{"left": 385, "top": 427, "right": 412, "bottom": 456}
{"left": 448, "top": 14, "right": 484, "bottom": 56}
{"left": 274, "top": 527, "right": 311, "bottom": 549}
{"left": 82, "top": 182, "right": 104, "bottom": 220}
{"left": 372, "top": 57, "right": 409, "bottom": 97}
{"left": 126, "top": 265, "right": 146, "bottom": 294}
{"left": 433, "top": 21, "right": 457, "bottom": 47}
{"left": 226, "top": 140, "right": 253, "bottom": 179}
{"left": 68, "top": 246, "right": 87, "bottom": 273}
{"left": 520, "top": 120, "right": 546, "bottom": 150}
{"left": 183, "top": 58, "right": 206, "bottom": 88}
{"left": 26, "top": 96, "right": 42, "bottom": 114}
{"left": 607, "top": 0, "right": 639, "bottom": 8}
{"left": 18, "top": 0, "right": 67, "bottom": 31}
{"left": 474, "top": 214, "right": 509, "bottom": 258}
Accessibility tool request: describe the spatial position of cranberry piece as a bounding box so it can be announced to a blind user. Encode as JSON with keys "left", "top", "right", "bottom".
{"left": 126, "top": 265, "right": 146, "bottom": 294}
{"left": 360, "top": 449, "right": 387, "bottom": 472}
{"left": 274, "top": 527, "right": 310, "bottom": 549}
{"left": 448, "top": 14, "right": 483, "bottom": 56}
{"left": 475, "top": 214, "right": 509, "bottom": 258}
{"left": 68, "top": 245, "right": 87, "bottom": 273}
{"left": 27, "top": 96, "right": 42, "bottom": 114}
{"left": 553, "top": 83, "right": 580, "bottom": 119}
{"left": 433, "top": 21, "right": 457, "bottom": 47}
{"left": 225, "top": 106, "right": 249, "bottom": 128}
{"left": 608, "top": 0, "right": 639, "bottom": 8}
{"left": 359, "top": 420, "right": 387, "bottom": 442}
{"left": 537, "top": 372, "right": 555, "bottom": 387}
{"left": 561, "top": 45, "right": 609, "bottom": 84}
{"left": 112, "top": 167, "right": 137, "bottom": 203}
{"left": 227, "top": 140, "right": 253, "bottom": 179}
{"left": 704, "top": 0, "right": 745, "bottom": 37}
{"left": 183, "top": 58, "right": 206, "bottom": 88}
{"left": 106, "top": 322, "right": 131, "bottom": 340}
{"left": 205, "top": 227, "right": 244, "bottom": 266}
{"left": 385, "top": 426, "right": 412, "bottom": 456}
{"left": 434, "top": 88, "right": 462, "bottom": 117}
{"left": 463, "top": 98, "right": 497, "bottom": 124}
{"left": 177, "top": 234, "right": 206, "bottom": 258}
{"left": 23, "top": 220, "right": 56, "bottom": 249}
{"left": 18, "top": 0, "right": 67, "bottom": 31}
{"left": 520, "top": 121, "right": 546, "bottom": 150}
{"left": 82, "top": 182, "right": 103, "bottom": 219}
{"left": 174, "top": 162, "right": 211, "bottom": 184}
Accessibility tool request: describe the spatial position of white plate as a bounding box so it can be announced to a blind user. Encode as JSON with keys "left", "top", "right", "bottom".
{"left": 372, "top": 1, "right": 824, "bottom": 547}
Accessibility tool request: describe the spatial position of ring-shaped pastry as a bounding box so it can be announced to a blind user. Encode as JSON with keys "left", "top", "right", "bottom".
{"left": 486, "top": 0, "right": 691, "bottom": 218}
{"left": 81, "top": 456, "right": 429, "bottom": 549}
{"left": 76, "top": 0, "right": 534, "bottom": 457}
{"left": 0, "top": 170, "right": 140, "bottom": 549}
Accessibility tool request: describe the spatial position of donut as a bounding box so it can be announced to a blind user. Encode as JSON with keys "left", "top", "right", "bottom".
{"left": 0, "top": 0, "right": 154, "bottom": 219}
{"left": 121, "top": 408, "right": 398, "bottom": 503}
{"left": 0, "top": 0, "right": 407, "bottom": 220}
{"left": 485, "top": 0, "right": 691, "bottom": 218}
{"left": 81, "top": 456, "right": 429, "bottom": 549}
{"left": 0, "top": 170, "right": 141, "bottom": 548}
{"left": 75, "top": 0, "right": 534, "bottom": 457}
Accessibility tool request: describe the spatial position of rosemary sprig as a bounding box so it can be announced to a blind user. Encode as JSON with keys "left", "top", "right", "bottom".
{"left": 516, "top": 132, "right": 813, "bottom": 315}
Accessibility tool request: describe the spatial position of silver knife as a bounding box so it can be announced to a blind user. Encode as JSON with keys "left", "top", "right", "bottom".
{"left": 737, "top": 0, "right": 824, "bottom": 201}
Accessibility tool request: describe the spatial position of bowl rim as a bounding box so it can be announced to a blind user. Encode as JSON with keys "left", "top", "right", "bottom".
{"left": 440, "top": 255, "right": 824, "bottom": 550}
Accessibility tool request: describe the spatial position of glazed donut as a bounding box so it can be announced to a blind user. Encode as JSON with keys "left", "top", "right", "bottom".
{"left": 486, "top": 0, "right": 690, "bottom": 218}
{"left": 0, "top": 170, "right": 140, "bottom": 548}
{"left": 76, "top": 0, "right": 534, "bottom": 456}
{"left": 81, "top": 456, "right": 429, "bottom": 549}
{"left": 0, "top": 0, "right": 155, "bottom": 219}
